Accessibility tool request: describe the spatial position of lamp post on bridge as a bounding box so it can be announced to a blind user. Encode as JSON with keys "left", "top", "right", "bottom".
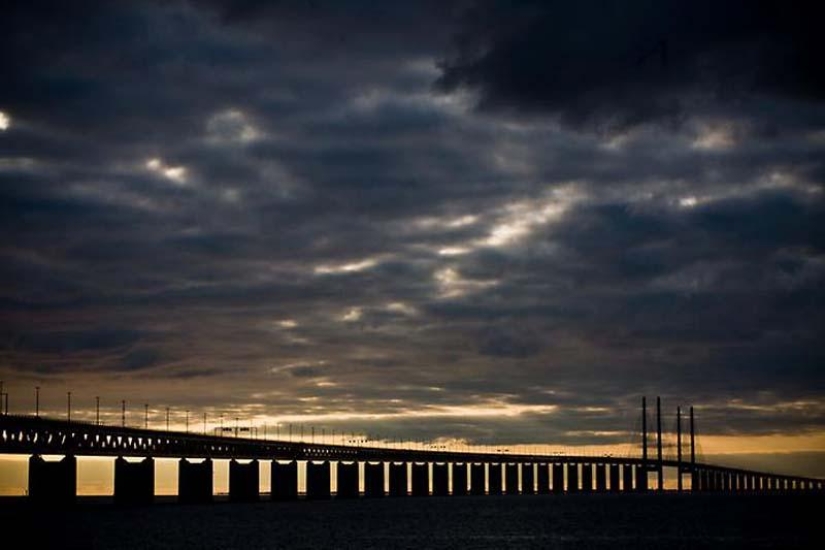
{"left": 67, "top": 391, "right": 71, "bottom": 423}
{"left": 186, "top": 410, "right": 189, "bottom": 433}
{"left": 642, "top": 396, "right": 647, "bottom": 465}
{"left": 166, "top": 407, "right": 170, "bottom": 432}
{"left": 677, "top": 406, "right": 683, "bottom": 492}
{"left": 35, "top": 386, "right": 40, "bottom": 418}
{"left": 145, "top": 404, "right": 149, "bottom": 429}
{"left": 690, "top": 406, "right": 696, "bottom": 470}
{"left": 122, "top": 400, "right": 126, "bottom": 427}
{"left": 656, "top": 396, "right": 663, "bottom": 491}
{"left": 96, "top": 396, "right": 100, "bottom": 426}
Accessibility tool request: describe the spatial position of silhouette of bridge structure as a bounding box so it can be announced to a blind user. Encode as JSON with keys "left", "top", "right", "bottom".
{"left": 1, "top": 397, "right": 821, "bottom": 504}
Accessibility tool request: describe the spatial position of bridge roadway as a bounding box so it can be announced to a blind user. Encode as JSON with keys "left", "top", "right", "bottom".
{"left": 2, "top": 415, "right": 822, "bottom": 502}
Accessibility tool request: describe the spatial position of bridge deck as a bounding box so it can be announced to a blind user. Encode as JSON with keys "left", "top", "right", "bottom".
{"left": 0, "top": 415, "right": 820, "bottom": 485}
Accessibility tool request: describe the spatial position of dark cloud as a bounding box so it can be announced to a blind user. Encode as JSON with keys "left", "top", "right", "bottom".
{"left": 437, "top": 0, "right": 825, "bottom": 131}
{"left": 8, "top": 328, "right": 146, "bottom": 356}
{"left": 477, "top": 326, "right": 542, "bottom": 358}
{"left": 121, "top": 348, "right": 164, "bottom": 371}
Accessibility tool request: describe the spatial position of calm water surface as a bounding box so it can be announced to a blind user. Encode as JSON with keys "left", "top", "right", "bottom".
{"left": 1, "top": 493, "right": 820, "bottom": 549}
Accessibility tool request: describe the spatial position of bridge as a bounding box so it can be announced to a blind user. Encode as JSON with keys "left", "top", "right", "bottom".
{"left": 1, "top": 397, "right": 821, "bottom": 504}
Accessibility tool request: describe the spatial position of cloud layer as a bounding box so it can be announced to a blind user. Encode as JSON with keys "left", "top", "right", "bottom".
{"left": 1, "top": 1, "right": 823, "bottom": 452}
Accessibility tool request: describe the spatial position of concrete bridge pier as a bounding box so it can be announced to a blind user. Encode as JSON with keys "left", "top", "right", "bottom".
{"left": 336, "top": 462, "right": 359, "bottom": 498}
{"left": 536, "top": 462, "right": 550, "bottom": 495}
{"left": 609, "top": 464, "right": 620, "bottom": 492}
{"left": 229, "top": 459, "right": 259, "bottom": 502}
{"left": 567, "top": 463, "right": 579, "bottom": 492}
{"left": 432, "top": 463, "right": 449, "bottom": 496}
{"left": 488, "top": 463, "right": 502, "bottom": 495}
{"left": 537, "top": 463, "right": 550, "bottom": 494}
{"left": 29, "top": 455, "right": 76, "bottom": 504}
{"left": 452, "top": 463, "right": 468, "bottom": 496}
{"left": 114, "top": 457, "right": 154, "bottom": 505}
{"left": 505, "top": 463, "right": 519, "bottom": 495}
{"left": 470, "top": 463, "right": 485, "bottom": 495}
{"left": 306, "top": 461, "right": 331, "bottom": 500}
{"left": 552, "top": 463, "right": 564, "bottom": 493}
{"left": 723, "top": 472, "right": 732, "bottom": 492}
{"left": 522, "top": 463, "right": 535, "bottom": 494}
{"left": 271, "top": 460, "right": 298, "bottom": 500}
{"left": 411, "top": 462, "right": 429, "bottom": 496}
{"left": 364, "top": 462, "right": 384, "bottom": 497}
{"left": 705, "top": 470, "right": 715, "bottom": 492}
{"left": 581, "top": 463, "right": 593, "bottom": 492}
{"left": 634, "top": 465, "right": 648, "bottom": 492}
{"left": 622, "top": 464, "right": 634, "bottom": 492}
{"left": 595, "top": 464, "right": 607, "bottom": 492}
{"left": 178, "top": 458, "right": 213, "bottom": 504}
{"left": 389, "top": 462, "right": 407, "bottom": 496}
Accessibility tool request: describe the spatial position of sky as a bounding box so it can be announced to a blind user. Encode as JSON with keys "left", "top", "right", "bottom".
{"left": 1, "top": 0, "right": 824, "bottom": 482}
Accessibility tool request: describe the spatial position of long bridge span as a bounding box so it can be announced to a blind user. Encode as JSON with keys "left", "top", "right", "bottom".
{"left": 1, "top": 397, "right": 821, "bottom": 504}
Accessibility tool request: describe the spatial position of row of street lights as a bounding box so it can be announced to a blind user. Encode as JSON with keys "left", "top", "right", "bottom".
{"left": 1, "top": 385, "right": 438, "bottom": 449}
{"left": 2, "top": 384, "right": 559, "bottom": 455}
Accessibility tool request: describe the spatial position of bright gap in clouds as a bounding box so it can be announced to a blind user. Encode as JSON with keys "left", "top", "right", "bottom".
{"left": 314, "top": 258, "right": 379, "bottom": 275}
{"left": 0, "top": 110, "right": 10, "bottom": 130}
{"left": 145, "top": 157, "right": 188, "bottom": 184}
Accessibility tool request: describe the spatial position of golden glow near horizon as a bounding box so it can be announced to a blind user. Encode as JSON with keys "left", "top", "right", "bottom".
{"left": 693, "top": 432, "right": 825, "bottom": 455}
